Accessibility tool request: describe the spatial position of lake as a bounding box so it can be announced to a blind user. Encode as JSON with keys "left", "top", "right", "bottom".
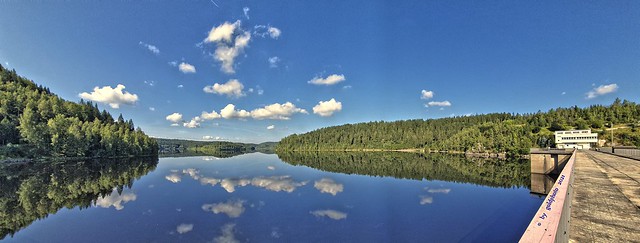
{"left": 1, "top": 152, "right": 543, "bottom": 242}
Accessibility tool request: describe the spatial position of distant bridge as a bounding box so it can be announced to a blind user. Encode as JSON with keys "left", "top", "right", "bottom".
{"left": 521, "top": 148, "right": 640, "bottom": 242}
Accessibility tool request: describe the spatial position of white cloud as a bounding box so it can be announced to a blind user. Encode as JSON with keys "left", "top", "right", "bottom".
{"left": 204, "top": 21, "right": 251, "bottom": 74}
{"left": 313, "top": 98, "right": 342, "bottom": 117}
{"left": 427, "top": 101, "right": 452, "bottom": 107}
{"left": 203, "top": 135, "right": 224, "bottom": 140}
{"left": 250, "top": 176, "right": 307, "bottom": 193}
{"left": 310, "top": 209, "right": 347, "bottom": 220}
{"left": 561, "top": 91, "right": 566, "bottom": 95}
{"left": 202, "top": 199, "right": 245, "bottom": 218}
{"left": 214, "top": 224, "right": 239, "bottom": 243}
{"left": 204, "top": 79, "right": 245, "bottom": 98}
{"left": 217, "top": 32, "right": 250, "bottom": 74}
{"left": 254, "top": 25, "right": 282, "bottom": 39}
{"left": 419, "top": 195, "right": 433, "bottom": 205}
{"left": 149, "top": 107, "right": 155, "bottom": 111}
{"left": 267, "top": 166, "right": 276, "bottom": 170}
{"left": 183, "top": 118, "right": 201, "bottom": 128}
{"left": 178, "top": 84, "right": 184, "bottom": 88}
{"left": 201, "top": 110, "right": 222, "bottom": 120}
{"left": 268, "top": 56, "right": 280, "bottom": 68}
{"left": 421, "top": 90, "right": 434, "bottom": 99}
{"left": 168, "top": 61, "right": 178, "bottom": 67}
{"left": 267, "top": 125, "right": 275, "bottom": 130}
{"left": 79, "top": 84, "right": 139, "bottom": 109}
{"left": 139, "top": 41, "right": 160, "bottom": 55}
{"left": 308, "top": 74, "right": 346, "bottom": 86}
{"left": 250, "top": 102, "right": 308, "bottom": 120}
{"left": 220, "top": 104, "right": 251, "bottom": 119}
{"left": 246, "top": 85, "right": 264, "bottom": 95}
{"left": 268, "top": 27, "right": 281, "bottom": 39}
{"left": 176, "top": 224, "right": 194, "bottom": 234}
{"left": 205, "top": 21, "right": 240, "bottom": 43}
{"left": 166, "top": 113, "right": 183, "bottom": 123}
{"left": 243, "top": 7, "right": 250, "bottom": 19}
{"left": 144, "top": 80, "right": 155, "bottom": 86}
{"left": 165, "top": 173, "right": 182, "bottom": 183}
{"left": 342, "top": 85, "right": 352, "bottom": 89}
{"left": 314, "top": 178, "right": 344, "bottom": 196}
{"left": 586, "top": 83, "right": 618, "bottom": 99}
{"left": 179, "top": 62, "right": 196, "bottom": 73}
{"left": 170, "top": 123, "right": 180, "bottom": 127}
{"left": 94, "top": 189, "right": 137, "bottom": 210}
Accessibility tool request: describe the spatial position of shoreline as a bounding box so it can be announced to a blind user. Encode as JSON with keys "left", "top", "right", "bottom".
{"left": 0, "top": 154, "right": 158, "bottom": 165}
{"left": 276, "top": 148, "right": 514, "bottom": 159}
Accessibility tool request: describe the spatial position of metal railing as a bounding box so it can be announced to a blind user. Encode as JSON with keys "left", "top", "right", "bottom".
{"left": 598, "top": 146, "right": 640, "bottom": 159}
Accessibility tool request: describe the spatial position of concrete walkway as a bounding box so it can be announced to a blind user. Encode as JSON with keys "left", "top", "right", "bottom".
{"left": 569, "top": 151, "right": 640, "bottom": 242}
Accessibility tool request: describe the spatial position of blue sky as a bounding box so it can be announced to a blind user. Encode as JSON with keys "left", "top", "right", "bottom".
{"left": 1, "top": 1, "right": 639, "bottom": 143}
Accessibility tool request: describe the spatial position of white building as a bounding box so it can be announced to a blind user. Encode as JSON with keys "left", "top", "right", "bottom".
{"left": 554, "top": 130, "right": 598, "bottom": 149}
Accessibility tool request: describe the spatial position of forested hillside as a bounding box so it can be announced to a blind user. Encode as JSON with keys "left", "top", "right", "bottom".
{"left": 277, "top": 99, "right": 640, "bottom": 156}
{"left": 0, "top": 64, "right": 157, "bottom": 158}
{"left": 157, "top": 138, "right": 276, "bottom": 157}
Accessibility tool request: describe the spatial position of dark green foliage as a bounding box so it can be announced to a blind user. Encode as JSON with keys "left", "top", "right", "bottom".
{"left": 574, "top": 119, "right": 589, "bottom": 130}
{"left": 610, "top": 128, "right": 640, "bottom": 147}
{"left": 0, "top": 64, "right": 157, "bottom": 158}
{"left": 277, "top": 151, "right": 530, "bottom": 188}
{"left": 0, "top": 157, "right": 158, "bottom": 239}
{"left": 277, "top": 100, "right": 640, "bottom": 155}
{"left": 156, "top": 138, "right": 276, "bottom": 156}
{"left": 590, "top": 119, "right": 604, "bottom": 129}
{"left": 549, "top": 121, "right": 567, "bottom": 131}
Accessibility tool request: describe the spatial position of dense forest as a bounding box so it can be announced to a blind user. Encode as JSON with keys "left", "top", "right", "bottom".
{"left": 0, "top": 157, "right": 158, "bottom": 239}
{"left": 277, "top": 99, "right": 640, "bottom": 156}
{"left": 277, "top": 151, "right": 530, "bottom": 188}
{"left": 157, "top": 138, "right": 276, "bottom": 157}
{"left": 0, "top": 64, "right": 157, "bottom": 159}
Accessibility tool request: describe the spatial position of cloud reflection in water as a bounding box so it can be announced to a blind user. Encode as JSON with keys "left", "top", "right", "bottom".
{"left": 94, "top": 189, "right": 137, "bottom": 210}
{"left": 419, "top": 196, "right": 433, "bottom": 205}
{"left": 314, "top": 178, "right": 344, "bottom": 196}
{"left": 426, "top": 188, "right": 451, "bottom": 194}
{"left": 310, "top": 209, "right": 348, "bottom": 220}
{"left": 178, "top": 168, "right": 307, "bottom": 193}
{"left": 251, "top": 176, "right": 307, "bottom": 193}
{"left": 165, "top": 173, "right": 182, "bottom": 183}
{"left": 214, "top": 223, "right": 239, "bottom": 243}
{"left": 176, "top": 223, "right": 194, "bottom": 234}
{"left": 220, "top": 178, "right": 252, "bottom": 193}
{"left": 419, "top": 187, "right": 451, "bottom": 205}
{"left": 202, "top": 199, "right": 246, "bottom": 218}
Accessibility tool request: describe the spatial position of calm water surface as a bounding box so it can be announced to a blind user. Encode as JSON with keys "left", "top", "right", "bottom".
{"left": 1, "top": 153, "right": 542, "bottom": 242}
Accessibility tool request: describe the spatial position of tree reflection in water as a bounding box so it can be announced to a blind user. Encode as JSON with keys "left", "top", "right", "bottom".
{"left": 0, "top": 157, "right": 158, "bottom": 239}
{"left": 277, "top": 151, "right": 530, "bottom": 188}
